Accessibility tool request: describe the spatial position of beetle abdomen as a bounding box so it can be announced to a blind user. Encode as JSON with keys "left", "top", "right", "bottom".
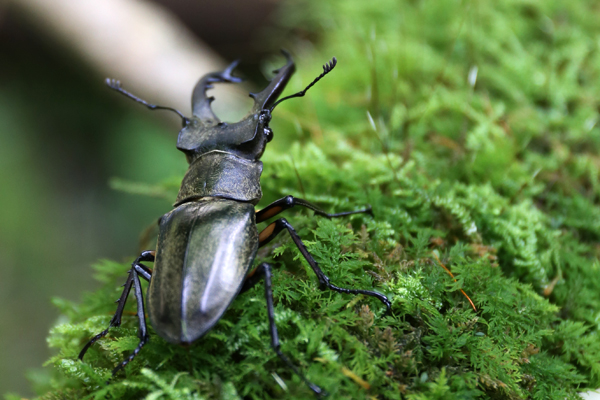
{"left": 148, "top": 199, "right": 258, "bottom": 344}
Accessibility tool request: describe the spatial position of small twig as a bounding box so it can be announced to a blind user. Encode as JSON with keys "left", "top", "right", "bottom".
{"left": 431, "top": 252, "right": 477, "bottom": 312}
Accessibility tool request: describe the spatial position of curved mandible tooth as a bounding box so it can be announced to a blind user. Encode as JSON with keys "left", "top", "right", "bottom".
{"left": 192, "top": 60, "right": 242, "bottom": 125}
{"left": 250, "top": 50, "right": 296, "bottom": 112}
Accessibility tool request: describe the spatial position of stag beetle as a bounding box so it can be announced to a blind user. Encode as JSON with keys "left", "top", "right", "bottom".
{"left": 79, "top": 51, "right": 390, "bottom": 396}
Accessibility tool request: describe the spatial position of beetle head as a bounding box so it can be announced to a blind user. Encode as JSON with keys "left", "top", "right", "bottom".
{"left": 176, "top": 51, "right": 295, "bottom": 163}
{"left": 177, "top": 51, "right": 335, "bottom": 164}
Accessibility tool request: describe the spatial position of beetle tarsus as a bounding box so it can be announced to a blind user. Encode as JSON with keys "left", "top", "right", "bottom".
{"left": 79, "top": 270, "right": 134, "bottom": 361}
{"left": 328, "top": 283, "right": 392, "bottom": 313}
{"left": 111, "top": 335, "right": 149, "bottom": 377}
{"left": 78, "top": 328, "right": 110, "bottom": 360}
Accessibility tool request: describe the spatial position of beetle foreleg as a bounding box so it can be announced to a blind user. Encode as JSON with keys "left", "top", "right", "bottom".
{"left": 241, "top": 263, "right": 326, "bottom": 397}
{"left": 256, "top": 195, "right": 372, "bottom": 223}
{"left": 78, "top": 251, "right": 155, "bottom": 361}
{"left": 258, "top": 219, "right": 391, "bottom": 312}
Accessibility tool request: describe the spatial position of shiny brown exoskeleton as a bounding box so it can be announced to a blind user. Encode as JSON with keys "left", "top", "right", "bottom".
{"left": 79, "top": 51, "right": 390, "bottom": 396}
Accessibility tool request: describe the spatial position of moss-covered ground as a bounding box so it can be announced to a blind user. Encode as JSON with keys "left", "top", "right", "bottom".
{"left": 14, "top": 0, "right": 600, "bottom": 399}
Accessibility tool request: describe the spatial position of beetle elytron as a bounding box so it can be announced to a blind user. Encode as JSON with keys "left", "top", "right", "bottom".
{"left": 79, "top": 51, "right": 390, "bottom": 396}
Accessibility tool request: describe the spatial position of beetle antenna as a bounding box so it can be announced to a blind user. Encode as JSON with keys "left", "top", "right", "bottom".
{"left": 106, "top": 78, "right": 190, "bottom": 126}
{"left": 269, "top": 57, "right": 337, "bottom": 112}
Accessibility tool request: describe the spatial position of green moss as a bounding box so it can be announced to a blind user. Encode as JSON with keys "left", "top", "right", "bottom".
{"left": 26, "top": 0, "right": 600, "bottom": 398}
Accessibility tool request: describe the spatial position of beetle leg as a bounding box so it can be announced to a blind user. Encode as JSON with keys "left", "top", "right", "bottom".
{"left": 256, "top": 195, "right": 373, "bottom": 223}
{"left": 111, "top": 267, "right": 150, "bottom": 376}
{"left": 258, "top": 219, "right": 391, "bottom": 312}
{"left": 241, "top": 263, "right": 326, "bottom": 397}
{"left": 78, "top": 250, "right": 155, "bottom": 361}
{"left": 134, "top": 263, "right": 152, "bottom": 281}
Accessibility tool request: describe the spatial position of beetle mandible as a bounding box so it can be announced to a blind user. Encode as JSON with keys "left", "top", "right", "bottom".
{"left": 79, "top": 51, "right": 391, "bottom": 396}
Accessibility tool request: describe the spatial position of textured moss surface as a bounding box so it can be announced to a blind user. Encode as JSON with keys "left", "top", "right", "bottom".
{"left": 14, "top": 0, "right": 600, "bottom": 399}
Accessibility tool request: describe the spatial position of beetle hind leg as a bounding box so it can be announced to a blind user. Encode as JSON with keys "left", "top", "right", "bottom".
{"left": 241, "top": 263, "right": 326, "bottom": 397}
{"left": 78, "top": 251, "right": 155, "bottom": 366}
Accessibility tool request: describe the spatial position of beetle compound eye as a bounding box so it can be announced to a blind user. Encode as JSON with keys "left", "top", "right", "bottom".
{"left": 264, "top": 128, "right": 274, "bottom": 142}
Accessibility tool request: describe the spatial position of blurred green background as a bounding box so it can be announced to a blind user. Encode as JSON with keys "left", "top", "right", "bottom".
{"left": 0, "top": 1, "right": 285, "bottom": 395}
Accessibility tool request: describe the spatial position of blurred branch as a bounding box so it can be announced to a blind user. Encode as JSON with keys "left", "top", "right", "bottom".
{"left": 8, "top": 0, "right": 246, "bottom": 123}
